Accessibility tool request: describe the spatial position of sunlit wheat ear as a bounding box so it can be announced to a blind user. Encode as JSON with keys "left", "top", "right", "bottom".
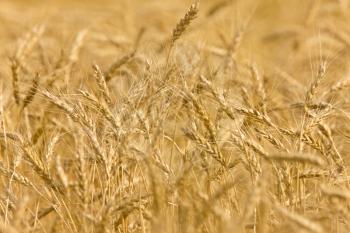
{"left": 11, "top": 58, "right": 20, "bottom": 105}
{"left": 23, "top": 72, "right": 40, "bottom": 108}
{"left": 171, "top": 1, "right": 199, "bottom": 47}
{"left": 305, "top": 62, "right": 326, "bottom": 106}
{"left": 68, "top": 29, "right": 88, "bottom": 65}
{"left": 92, "top": 64, "right": 111, "bottom": 103}
{"left": 224, "top": 27, "right": 244, "bottom": 74}
{"left": 65, "top": 29, "right": 88, "bottom": 84}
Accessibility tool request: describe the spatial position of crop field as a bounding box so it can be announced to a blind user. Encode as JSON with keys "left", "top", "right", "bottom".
{"left": 1, "top": 0, "right": 350, "bottom": 232}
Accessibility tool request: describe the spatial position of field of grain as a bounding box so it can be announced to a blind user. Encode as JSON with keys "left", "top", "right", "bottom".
{"left": 1, "top": 0, "right": 350, "bottom": 232}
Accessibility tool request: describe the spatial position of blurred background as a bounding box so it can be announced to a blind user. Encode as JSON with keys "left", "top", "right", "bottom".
{"left": 1, "top": 0, "right": 349, "bottom": 87}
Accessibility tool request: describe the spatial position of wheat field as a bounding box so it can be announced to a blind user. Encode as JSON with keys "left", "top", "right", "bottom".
{"left": 1, "top": 0, "right": 350, "bottom": 232}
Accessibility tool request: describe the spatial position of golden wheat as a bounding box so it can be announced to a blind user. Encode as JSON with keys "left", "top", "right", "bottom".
{"left": 1, "top": 1, "right": 350, "bottom": 232}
